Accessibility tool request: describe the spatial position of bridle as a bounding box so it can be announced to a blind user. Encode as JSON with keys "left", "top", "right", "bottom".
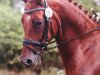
{"left": 23, "top": 0, "right": 100, "bottom": 55}
{"left": 23, "top": 0, "right": 53, "bottom": 55}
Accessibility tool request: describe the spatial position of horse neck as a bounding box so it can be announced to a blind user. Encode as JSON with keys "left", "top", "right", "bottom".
{"left": 50, "top": 0, "right": 98, "bottom": 41}
{"left": 49, "top": 1, "right": 99, "bottom": 74}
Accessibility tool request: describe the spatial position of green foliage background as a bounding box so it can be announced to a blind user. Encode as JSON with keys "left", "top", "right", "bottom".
{"left": 0, "top": 0, "right": 24, "bottom": 70}
{"left": 0, "top": 0, "right": 99, "bottom": 71}
{"left": 76, "top": 0, "right": 100, "bottom": 11}
{"left": 0, "top": 4, "right": 23, "bottom": 51}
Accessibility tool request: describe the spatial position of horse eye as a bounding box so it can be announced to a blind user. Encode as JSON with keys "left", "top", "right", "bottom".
{"left": 33, "top": 20, "right": 42, "bottom": 26}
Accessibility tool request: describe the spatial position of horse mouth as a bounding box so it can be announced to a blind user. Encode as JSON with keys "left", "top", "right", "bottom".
{"left": 20, "top": 58, "right": 42, "bottom": 69}
{"left": 21, "top": 61, "right": 41, "bottom": 69}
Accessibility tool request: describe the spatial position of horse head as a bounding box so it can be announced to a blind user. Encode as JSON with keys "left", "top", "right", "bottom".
{"left": 21, "top": 0, "right": 100, "bottom": 75}
{"left": 20, "top": 0, "right": 61, "bottom": 68}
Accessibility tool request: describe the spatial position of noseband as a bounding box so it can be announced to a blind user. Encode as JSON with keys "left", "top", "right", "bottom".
{"left": 23, "top": 0, "right": 100, "bottom": 55}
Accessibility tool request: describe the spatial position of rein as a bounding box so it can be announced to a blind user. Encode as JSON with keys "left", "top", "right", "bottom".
{"left": 23, "top": 0, "right": 100, "bottom": 55}
{"left": 45, "top": 26, "right": 100, "bottom": 50}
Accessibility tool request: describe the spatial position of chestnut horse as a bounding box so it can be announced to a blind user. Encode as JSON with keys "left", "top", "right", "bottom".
{"left": 20, "top": 0, "right": 100, "bottom": 75}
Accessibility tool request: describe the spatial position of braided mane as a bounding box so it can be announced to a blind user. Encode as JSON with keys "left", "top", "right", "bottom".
{"left": 49, "top": 0, "right": 99, "bottom": 32}
{"left": 69, "top": 0, "right": 99, "bottom": 24}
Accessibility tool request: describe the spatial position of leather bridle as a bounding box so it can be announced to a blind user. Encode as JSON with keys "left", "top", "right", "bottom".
{"left": 23, "top": 0, "right": 100, "bottom": 55}
{"left": 23, "top": 0, "right": 53, "bottom": 55}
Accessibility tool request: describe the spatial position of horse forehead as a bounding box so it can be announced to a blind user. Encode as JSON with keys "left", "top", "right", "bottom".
{"left": 27, "top": 15, "right": 31, "bottom": 20}
{"left": 22, "top": 14, "right": 31, "bottom": 23}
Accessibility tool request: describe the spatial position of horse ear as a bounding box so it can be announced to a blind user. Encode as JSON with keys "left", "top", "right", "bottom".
{"left": 37, "top": 0, "right": 42, "bottom": 2}
{"left": 23, "top": 0, "right": 28, "bottom": 3}
{"left": 37, "top": 0, "right": 42, "bottom": 4}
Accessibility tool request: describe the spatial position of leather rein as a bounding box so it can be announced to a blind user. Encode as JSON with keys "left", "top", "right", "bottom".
{"left": 23, "top": 0, "right": 100, "bottom": 55}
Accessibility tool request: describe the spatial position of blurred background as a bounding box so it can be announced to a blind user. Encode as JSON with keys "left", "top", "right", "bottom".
{"left": 0, "top": 0, "right": 100, "bottom": 75}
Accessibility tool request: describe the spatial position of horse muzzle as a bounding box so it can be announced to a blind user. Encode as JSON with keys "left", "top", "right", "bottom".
{"left": 20, "top": 51, "right": 42, "bottom": 68}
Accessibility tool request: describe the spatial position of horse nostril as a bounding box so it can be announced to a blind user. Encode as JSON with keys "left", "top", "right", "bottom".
{"left": 26, "top": 59, "right": 32, "bottom": 65}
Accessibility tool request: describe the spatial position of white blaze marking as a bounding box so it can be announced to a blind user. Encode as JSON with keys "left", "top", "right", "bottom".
{"left": 27, "top": 16, "right": 31, "bottom": 20}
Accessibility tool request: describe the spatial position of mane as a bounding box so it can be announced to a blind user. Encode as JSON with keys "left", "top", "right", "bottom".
{"left": 70, "top": 0, "right": 99, "bottom": 24}
{"left": 47, "top": 0, "right": 99, "bottom": 33}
